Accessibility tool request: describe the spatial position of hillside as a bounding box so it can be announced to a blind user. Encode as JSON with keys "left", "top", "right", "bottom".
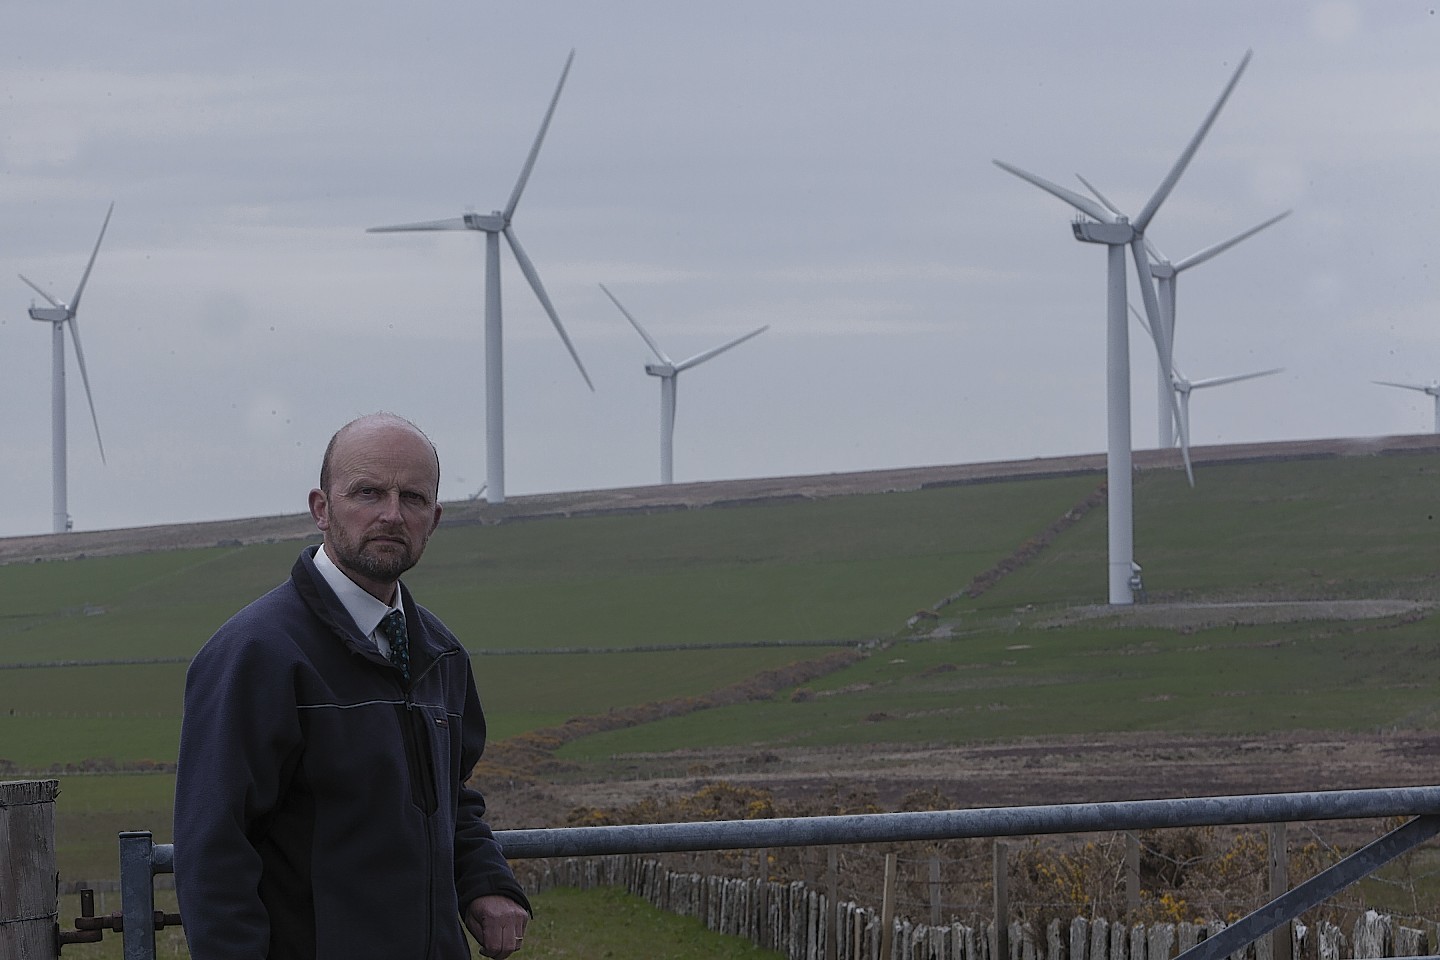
{"left": 4, "top": 433, "right": 1437, "bottom": 564}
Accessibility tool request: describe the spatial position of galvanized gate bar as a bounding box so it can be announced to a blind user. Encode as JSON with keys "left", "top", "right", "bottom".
{"left": 491, "top": 785, "right": 1440, "bottom": 859}
{"left": 1175, "top": 813, "right": 1440, "bottom": 960}
{"left": 145, "top": 786, "right": 1440, "bottom": 866}
{"left": 119, "top": 832, "right": 158, "bottom": 960}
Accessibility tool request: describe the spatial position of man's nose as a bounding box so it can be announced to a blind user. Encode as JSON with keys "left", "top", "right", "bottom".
{"left": 377, "top": 490, "right": 404, "bottom": 520}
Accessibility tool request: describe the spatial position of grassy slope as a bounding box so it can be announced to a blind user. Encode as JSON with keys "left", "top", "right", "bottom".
{"left": 0, "top": 473, "right": 1099, "bottom": 766}
{"left": 558, "top": 454, "right": 1440, "bottom": 759}
{"left": 981, "top": 455, "right": 1440, "bottom": 610}
{"left": 557, "top": 613, "right": 1440, "bottom": 760}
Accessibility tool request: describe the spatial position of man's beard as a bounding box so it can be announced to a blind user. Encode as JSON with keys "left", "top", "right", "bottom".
{"left": 332, "top": 531, "right": 420, "bottom": 583}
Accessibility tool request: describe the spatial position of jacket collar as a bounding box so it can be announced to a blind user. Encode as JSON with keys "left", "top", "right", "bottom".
{"left": 292, "top": 546, "right": 448, "bottom": 686}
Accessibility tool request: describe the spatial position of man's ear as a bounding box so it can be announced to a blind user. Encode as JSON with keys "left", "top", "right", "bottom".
{"left": 429, "top": 502, "right": 443, "bottom": 535}
{"left": 309, "top": 488, "right": 330, "bottom": 532}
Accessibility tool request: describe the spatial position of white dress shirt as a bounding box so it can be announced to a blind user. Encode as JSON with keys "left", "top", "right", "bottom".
{"left": 312, "top": 544, "right": 404, "bottom": 658}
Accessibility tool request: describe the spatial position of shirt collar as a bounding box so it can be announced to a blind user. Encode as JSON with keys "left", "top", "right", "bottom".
{"left": 312, "top": 543, "right": 402, "bottom": 638}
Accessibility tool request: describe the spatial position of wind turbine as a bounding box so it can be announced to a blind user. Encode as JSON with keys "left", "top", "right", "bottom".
{"left": 19, "top": 202, "right": 112, "bottom": 534}
{"left": 600, "top": 283, "right": 767, "bottom": 485}
{"left": 1130, "top": 305, "right": 1284, "bottom": 447}
{"left": 1373, "top": 379, "right": 1440, "bottom": 433}
{"left": 368, "top": 50, "right": 591, "bottom": 505}
{"left": 995, "top": 50, "right": 1252, "bottom": 604}
{"left": 1080, "top": 178, "right": 1289, "bottom": 448}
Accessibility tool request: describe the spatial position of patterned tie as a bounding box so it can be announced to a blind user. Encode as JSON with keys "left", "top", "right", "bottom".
{"left": 380, "top": 609, "right": 410, "bottom": 685}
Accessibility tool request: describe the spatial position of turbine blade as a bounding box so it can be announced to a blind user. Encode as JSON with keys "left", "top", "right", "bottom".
{"left": 1175, "top": 401, "right": 1195, "bottom": 487}
{"left": 504, "top": 225, "right": 594, "bottom": 391}
{"left": 1131, "top": 240, "right": 1173, "bottom": 379}
{"left": 1173, "top": 210, "right": 1291, "bottom": 273}
{"left": 66, "top": 317, "right": 106, "bottom": 463}
{"left": 1373, "top": 380, "right": 1428, "bottom": 393}
{"left": 1178, "top": 390, "right": 1192, "bottom": 449}
{"left": 993, "top": 160, "right": 1116, "bottom": 223}
{"left": 1074, "top": 174, "right": 1124, "bottom": 218}
{"left": 367, "top": 217, "right": 471, "bottom": 232}
{"left": 1189, "top": 368, "right": 1283, "bottom": 390}
{"left": 1134, "top": 50, "right": 1252, "bottom": 232}
{"left": 1128, "top": 302, "right": 1155, "bottom": 343}
{"left": 504, "top": 49, "right": 575, "bottom": 222}
{"left": 69, "top": 201, "right": 114, "bottom": 314}
{"left": 19, "top": 274, "right": 64, "bottom": 308}
{"left": 1132, "top": 237, "right": 1192, "bottom": 485}
{"left": 675, "top": 325, "right": 768, "bottom": 372}
{"left": 599, "top": 283, "right": 671, "bottom": 364}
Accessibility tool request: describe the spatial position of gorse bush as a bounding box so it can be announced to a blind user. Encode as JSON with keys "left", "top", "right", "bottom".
{"left": 568, "top": 782, "right": 1410, "bottom": 932}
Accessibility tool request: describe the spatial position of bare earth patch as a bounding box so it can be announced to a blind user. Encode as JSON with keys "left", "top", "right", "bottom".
{"left": 488, "top": 730, "right": 1440, "bottom": 846}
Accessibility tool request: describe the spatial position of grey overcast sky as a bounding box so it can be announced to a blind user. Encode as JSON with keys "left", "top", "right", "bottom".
{"left": 2, "top": 1, "right": 1437, "bottom": 536}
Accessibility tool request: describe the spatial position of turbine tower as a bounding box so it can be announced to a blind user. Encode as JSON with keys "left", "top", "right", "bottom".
{"left": 601, "top": 284, "right": 767, "bottom": 484}
{"left": 368, "top": 50, "right": 592, "bottom": 504}
{"left": 19, "top": 202, "right": 112, "bottom": 534}
{"left": 995, "top": 51, "right": 1252, "bottom": 605}
{"left": 1373, "top": 380, "right": 1440, "bottom": 433}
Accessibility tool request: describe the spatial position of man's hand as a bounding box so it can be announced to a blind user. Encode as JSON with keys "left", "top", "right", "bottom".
{"left": 464, "top": 894, "right": 530, "bottom": 959}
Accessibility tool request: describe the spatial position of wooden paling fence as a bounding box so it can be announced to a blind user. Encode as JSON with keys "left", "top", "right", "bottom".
{"left": 525, "top": 854, "right": 1434, "bottom": 960}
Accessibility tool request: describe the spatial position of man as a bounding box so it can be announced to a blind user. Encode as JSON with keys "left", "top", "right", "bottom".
{"left": 175, "top": 413, "right": 530, "bottom": 960}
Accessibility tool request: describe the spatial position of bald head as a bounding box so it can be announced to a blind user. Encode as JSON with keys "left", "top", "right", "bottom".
{"left": 320, "top": 413, "right": 440, "bottom": 497}
{"left": 309, "top": 413, "right": 444, "bottom": 601}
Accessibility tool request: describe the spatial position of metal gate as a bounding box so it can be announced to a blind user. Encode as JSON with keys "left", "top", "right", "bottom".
{"left": 73, "top": 785, "right": 1440, "bottom": 960}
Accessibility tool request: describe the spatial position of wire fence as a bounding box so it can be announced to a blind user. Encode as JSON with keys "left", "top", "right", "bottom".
{"left": 515, "top": 820, "right": 1440, "bottom": 959}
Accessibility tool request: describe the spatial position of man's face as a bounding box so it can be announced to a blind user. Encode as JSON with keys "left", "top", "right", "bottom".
{"left": 308, "top": 422, "right": 443, "bottom": 601}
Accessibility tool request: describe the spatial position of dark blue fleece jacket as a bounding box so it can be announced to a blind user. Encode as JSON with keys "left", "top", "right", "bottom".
{"left": 174, "top": 546, "right": 529, "bottom": 960}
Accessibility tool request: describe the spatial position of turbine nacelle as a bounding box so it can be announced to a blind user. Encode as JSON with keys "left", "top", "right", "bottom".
{"left": 464, "top": 211, "right": 507, "bottom": 232}
{"left": 1072, "top": 220, "right": 1134, "bottom": 244}
{"left": 29, "top": 305, "right": 69, "bottom": 324}
{"left": 644, "top": 362, "right": 677, "bottom": 378}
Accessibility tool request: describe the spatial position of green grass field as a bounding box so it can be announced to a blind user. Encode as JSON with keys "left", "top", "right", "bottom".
{"left": 55, "top": 886, "right": 783, "bottom": 960}
{"left": 5, "top": 452, "right": 1440, "bottom": 891}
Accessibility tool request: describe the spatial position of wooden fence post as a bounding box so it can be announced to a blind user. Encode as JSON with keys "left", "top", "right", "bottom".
{"left": 929, "top": 854, "right": 943, "bottom": 926}
{"left": 1269, "top": 823, "right": 1291, "bottom": 960}
{"left": 994, "top": 841, "right": 1011, "bottom": 960}
{"left": 826, "top": 847, "right": 839, "bottom": 960}
{"left": 880, "top": 853, "right": 898, "bottom": 960}
{"left": 1, "top": 780, "right": 60, "bottom": 960}
{"left": 1125, "top": 832, "right": 1141, "bottom": 917}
